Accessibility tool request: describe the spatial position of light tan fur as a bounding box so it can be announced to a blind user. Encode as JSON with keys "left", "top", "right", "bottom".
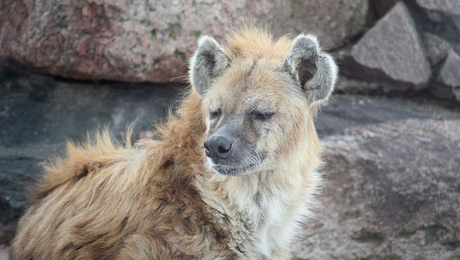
{"left": 11, "top": 27, "right": 335, "bottom": 260}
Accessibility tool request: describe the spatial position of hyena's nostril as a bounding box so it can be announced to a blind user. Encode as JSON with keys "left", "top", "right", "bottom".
{"left": 205, "top": 135, "right": 234, "bottom": 160}
{"left": 217, "top": 142, "right": 232, "bottom": 154}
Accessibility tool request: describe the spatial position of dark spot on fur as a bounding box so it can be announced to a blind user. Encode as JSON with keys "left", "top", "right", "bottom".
{"left": 279, "top": 124, "right": 285, "bottom": 134}
{"left": 161, "top": 158, "right": 174, "bottom": 169}
{"left": 235, "top": 245, "right": 244, "bottom": 254}
{"left": 77, "top": 167, "right": 89, "bottom": 180}
{"left": 254, "top": 191, "right": 262, "bottom": 208}
{"left": 120, "top": 217, "right": 128, "bottom": 231}
{"left": 246, "top": 61, "right": 258, "bottom": 77}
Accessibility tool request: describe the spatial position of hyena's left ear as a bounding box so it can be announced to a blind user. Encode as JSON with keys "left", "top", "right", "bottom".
{"left": 189, "top": 36, "right": 231, "bottom": 96}
{"left": 284, "top": 34, "right": 338, "bottom": 105}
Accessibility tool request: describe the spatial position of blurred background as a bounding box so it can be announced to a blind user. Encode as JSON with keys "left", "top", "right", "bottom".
{"left": 0, "top": 0, "right": 459, "bottom": 259}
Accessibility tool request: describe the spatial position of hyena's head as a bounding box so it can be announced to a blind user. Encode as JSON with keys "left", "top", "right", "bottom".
{"left": 190, "top": 30, "right": 338, "bottom": 176}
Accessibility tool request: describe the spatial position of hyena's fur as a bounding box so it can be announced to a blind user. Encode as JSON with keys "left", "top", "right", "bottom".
{"left": 11, "top": 28, "right": 337, "bottom": 260}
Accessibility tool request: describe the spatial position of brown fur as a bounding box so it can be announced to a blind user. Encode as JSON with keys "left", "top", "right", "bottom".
{"left": 11, "top": 28, "right": 334, "bottom": 259}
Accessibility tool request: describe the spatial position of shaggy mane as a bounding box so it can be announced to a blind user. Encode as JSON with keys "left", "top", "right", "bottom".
{"left": 224, "top": 27, "right": 293, "bottom": 61}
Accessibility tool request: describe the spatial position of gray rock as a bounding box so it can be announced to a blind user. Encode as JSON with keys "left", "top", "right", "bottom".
{"left": 438, "top": 50, "right": 460, "bottom": 88}
{"left": 422, "top": 33, "right": 451, "bottom": 66}
{"left": 345, "top": 2, "right": 431, "bottom": 89}
{"left": 430, "top": 50, "right": 460, "bottom": 102}
{"left": 429, "top": 83, "right": 457, "bottom": 100}
{"left": 373, "top": 0, "right": 398, "bottom": 17}
{"left": 416, "top": 0, "right": 460, "bottom": 21}
{"left": 293, "top": 119, "right": 460, "bottom": 260}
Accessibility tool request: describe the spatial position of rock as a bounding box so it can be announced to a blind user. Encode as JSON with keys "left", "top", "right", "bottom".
{"left": 373, "top": 0, "right": 398, "bottom": 17}
{"left": 432, "top": 49, "right": 460, "bottom": 101}
{"left": 0, "top": 0, "right": 289, "bottom": 83}
{"left": 279, "top": 0, "right": 368, "bottom": 49}
{"left": 0, "top": 245, "right": 9, "bottom": 260}
{"left": 344, "top": 2, "right": 431, "bottom": 90}
{"left": 416, "top": 0, "right": 460, "bottom": 21}
{"left": 422, "top": 33, "right": 451, "bottom": 66}
{"left": 293, "top": 119, "right": 460, "bottom": 260}
{"left": 438, "top": 50, "right": 460, "bottom": 88}
{"left": 429, "top": 83, "right": 457, "bottom": 100}
{"left": 0, "top": 0, "right": 367, "bottom": 83}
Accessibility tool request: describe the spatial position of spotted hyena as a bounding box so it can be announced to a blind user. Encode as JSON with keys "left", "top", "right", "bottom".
{"left": 11, "top": 28, "right": 337, "bottom": 259}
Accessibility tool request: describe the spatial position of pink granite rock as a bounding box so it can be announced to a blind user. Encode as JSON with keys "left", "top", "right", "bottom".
{"left": 0, "top": 0, "right": 289, "bottom": 83}
{"left": 0, "top": 0, "right": 368, "bottom": 83}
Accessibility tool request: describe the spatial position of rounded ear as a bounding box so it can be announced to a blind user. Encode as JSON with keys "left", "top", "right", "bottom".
{"left": 189, "top": 36, "right": 231, "bottom": 96}
{"left": 284, "top": 34, "right": 338, "bottom": 105}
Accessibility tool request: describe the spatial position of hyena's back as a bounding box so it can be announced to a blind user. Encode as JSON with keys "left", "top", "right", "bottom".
{"left": 11, "top": 132, "right": 145, "bottom": 259}
{"left": 11, "top": 94, "right": 234, "bottom": 259}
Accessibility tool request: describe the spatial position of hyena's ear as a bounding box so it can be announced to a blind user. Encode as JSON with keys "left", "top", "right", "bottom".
{"left": 189, "top": 36, "right": 231, "bottom": 96}
{"left": 284, "top": 34, "right": 338, "bottom": 105}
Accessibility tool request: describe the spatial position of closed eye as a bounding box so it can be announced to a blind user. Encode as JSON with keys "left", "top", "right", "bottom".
{"left": 210, "top": 108, "right": 222, "bottom": 119}
{"left": 249, "top": 111, "right": 275, "bottom": 121}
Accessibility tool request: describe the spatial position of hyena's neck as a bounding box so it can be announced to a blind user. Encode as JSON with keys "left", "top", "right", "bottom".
{"left": 194, "top": 143, "right": 321, "bottom": 259}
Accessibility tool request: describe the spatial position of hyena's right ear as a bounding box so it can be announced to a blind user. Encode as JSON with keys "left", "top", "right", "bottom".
{"left": 189, "top": 36, "right": 231, "bottom": 96}
{"left": 284, "top": 34, "right": 338, "bottom": 105}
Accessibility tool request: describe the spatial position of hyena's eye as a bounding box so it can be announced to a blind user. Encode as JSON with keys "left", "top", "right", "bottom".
{"left": 210, "top": 108, "right": 222, "bottom": 119}
{"left": 249, "top": 111, "right": 275, "bottom": 121}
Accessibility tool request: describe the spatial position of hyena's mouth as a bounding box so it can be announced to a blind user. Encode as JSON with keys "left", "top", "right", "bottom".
{"left": 213, "top": 162, "right": 259, "bottom": 175}
{"left": 211, "top": 153, "right": 267, "bottom": 176}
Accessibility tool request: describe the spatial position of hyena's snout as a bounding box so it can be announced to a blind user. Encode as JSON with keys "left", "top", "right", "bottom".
{"left": 204, "top": 133, "right": 235, "bottom": 160}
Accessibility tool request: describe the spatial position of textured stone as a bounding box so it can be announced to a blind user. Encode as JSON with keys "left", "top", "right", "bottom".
{"left": 280, "top": 0, "right": 368, "bottom": 49}
{"left": 416, "top": 0, "right": 460, "bottom": 18}
{"left": 0, "top": 0, "right": 368, "bottom": 83}
{"left": 422, "top": 33, "right": 451, "bottom": 65}
{"left": 438, "top": 50, "right": 460, "bottom": 88}
{"left": 433, "top": 50, "right": 460, "bottom": 101}
{"left": 373, "top": 0, "right": 398, "bottom": 17}
{"left": 0, "top": 0, "right": 290, "bottom": 83}
{"left": 293, "top": 119, "right": 460, "bottom": 260}
{"left": 346, "top": 2, "right": 431, "bottom": 89}
{"left": 0, "top": 245, "right": 9, "bottom": 260}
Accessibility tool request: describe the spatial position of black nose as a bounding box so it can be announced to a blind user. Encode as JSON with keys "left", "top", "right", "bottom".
{"left": 204, "top": 135, "right": 234, "bottom": 160}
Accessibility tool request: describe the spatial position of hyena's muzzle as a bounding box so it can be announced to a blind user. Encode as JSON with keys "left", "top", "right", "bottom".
{"left": 204, "top": 116, "right": 266, "bottom": 176}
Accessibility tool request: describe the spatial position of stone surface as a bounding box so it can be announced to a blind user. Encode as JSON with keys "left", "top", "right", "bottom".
{"left": 0, "top": 0, "right": 289, "bottom": 83}
{"left": 279, "top": 0, "right": 368, "bottom": 49}
{"left": 293, "top": 119, "right": 460, "bottom": 260}
{"left": 0, "top": 246, "right": 8, "bottom": 260}
{"left": 422, "top": 33, "right": 451, "bottom": 65}
{"left": 344, "top": 2, "right": 431, "bottom": 89}
{"left": 416, "top": 0, "right": 460, "bottom": 18}
{"left": 373, "top": 0, "right": 398, "bottom": 17}
{"left": 433, "top": 50, "right": 460, "bottom": 102}
{"left": 438, "top": 50, "right": 460, "bottom": 88}
{"left": 0, "top": 0, "right": 368, "bottom": 83}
